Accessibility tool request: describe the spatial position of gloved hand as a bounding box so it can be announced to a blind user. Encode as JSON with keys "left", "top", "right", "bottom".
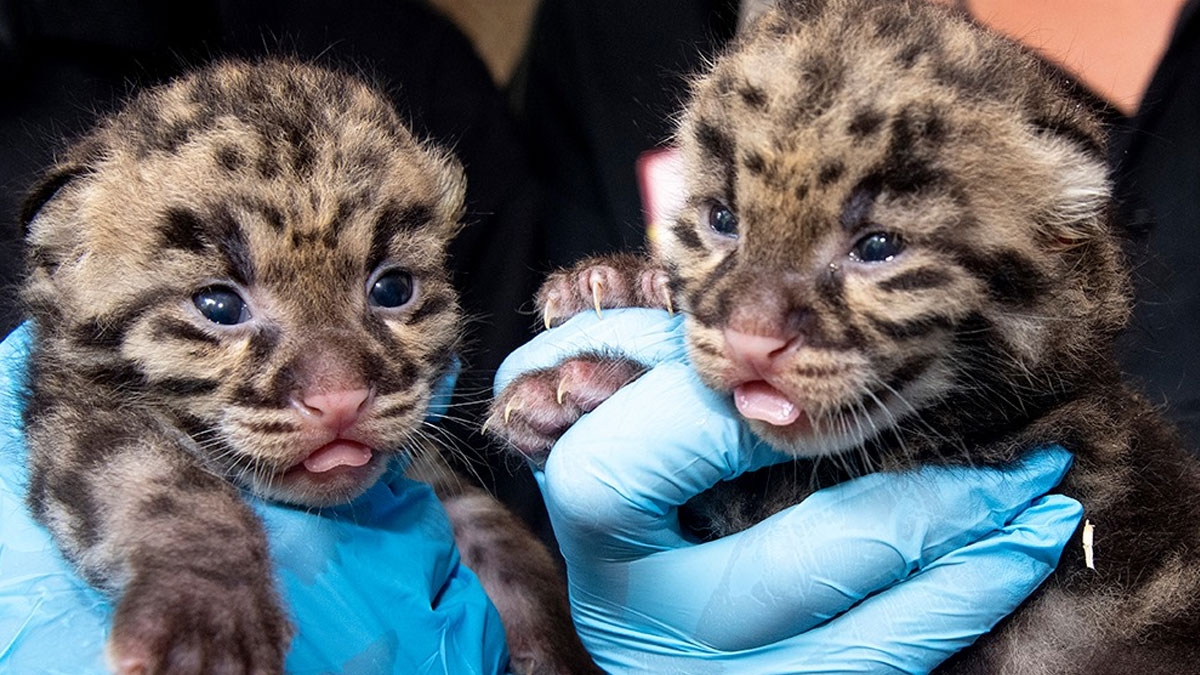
{"left": 0, "top": 324, "right": 508, "bottom": 675}
{"left": 495, "top": 308, "right": 1084, "bottom": 674}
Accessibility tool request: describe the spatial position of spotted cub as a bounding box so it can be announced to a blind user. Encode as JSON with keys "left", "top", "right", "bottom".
{"left": 21, "top": 59, "right": 594, "bottom": 674}
{"left": 489, "top": 1, "right": 1200, "bottom": 672}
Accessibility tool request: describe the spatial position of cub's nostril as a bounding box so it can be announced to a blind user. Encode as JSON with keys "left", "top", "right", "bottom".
{"left": 293, "top": 388, "right": 374, "bottom": 431}
{"left": 722, "top": 328, "right": 799, "bottom": 371}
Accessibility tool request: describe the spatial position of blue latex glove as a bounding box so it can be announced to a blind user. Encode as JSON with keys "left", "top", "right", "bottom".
{"left": 496, "top": 308, "right": 1084, "bottom": 674}
{"left": 0, "top": 324, "right": 509, "bottom": 675}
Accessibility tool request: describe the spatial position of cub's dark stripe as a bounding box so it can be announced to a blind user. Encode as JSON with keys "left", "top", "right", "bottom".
{"left": 214, "top": 145, "right": 246, "bottom": 172}
{"left": 790, "top": 54, "right": 845, "bottom": 124}
{"left": 151, "top": 316, "right": 220, "bottom": 346}
{"left": 688, "top": 253, "right": 740, "bottom": 325}
{"left": 155, "top": 377, "right": 221, "bottom": 397}
{"left": 240, "top": 420, "right": 298, "bottom": 434}
{"left": 232, "top": 383, "right": 281, "bottom": 409}
{"left": 947, "top": 246, "right": 1047, "bottom": 306}
{"left": 257, "top": 148, "right": 282, "bottom": 179}
{"left": 883, "top": 353, "right": 937, "bottom": 393}
{"left": 368, "top": 201, "right": 435, "bottom": 270}
{"left": 211, "top": 206, "right": 255, "bottom": 286}
{"left": 71, "top": 288, "right": 173, "bottom": 349}
{"left": 158, "top": 561, "right": 256, "bottom": 590}
{"left": 815, "top": 265, "right": 846, "bottom": 307}
{"left": 139, "top": 493, "right": 181, "bottom": 518}
{"left": 871, "top": 4, "right": 911, "bottom": 39}
{"left": 244, "top": 198, "right": 285, "bottom": 233}
{"left": 325, "top": 196, "right": 363, "bottom": 245}
{"left": 48, "top": 470, "right": 102, "bottom": 549}
{"left": 73, "top": 363, "right": 141, "bottom": 397}
{"left": 847, "top": 108, "right": 886, "bottom": 138}
{"left": 352, "top": 149, "right": 387, "bottom": 174}
{"left": 694, "top": 120, "right": 736, "bottom": 169}
{"left": 171, "top": 460, "right": 225, "bottom": 493}
{"left": 408, "top": 292, "right": 452, "bottom": 324}
{"left": 878, "top": 106, "right": 949, "bottom": 195}
{"left": 246, "top": 329, "right": 281, "bottom": 367}
{"left": 376, "top": 400, "right": 416, "bottom": 419}
{"left": 363, "top": 314, "right": 404, "bottom": 354}
{"left": 840, "top": 174, "right": 884, "bottom": 231}
{"left": 360, "top": 351, "right": 392, "bottom": 389}
{"left": 817, "top": 161, "right": 845, "bottom": 186}
{"left": 742, "top": 151, "right": 767, "bottom": 176}
{"left": 690, "top": 340, "right": 724, "bottom": 358}
{"left": 671, "top": 223, "right": 705, "bottom": 251}
{"left": 739, "top": 84, "right": 768, "bottom": 110}
{"left": 866, "top": 313, "right": 955, "bottom": 340}
{"left": 895, "top": 42, "right": 925, "bottom": 69}
{"left": 289, "top": 229, "right": 321, "bottom": 249}
{"left": 879, "top": 268, "right": 953, "bottom": 292}
{"left": 377, "top": 361, "right": 419, "bottom": 397}
{"left": 1031, "top": 115, "right": 1105, "bottom": 159}
{"left": 160, "top": 207, "right": 209, "bottom": 252}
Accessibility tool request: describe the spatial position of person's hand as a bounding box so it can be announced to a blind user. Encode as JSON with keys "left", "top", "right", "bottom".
{"left": 495, "top": 308, "right": 1083, "bottom": 673}
{"left": 0, "top": 324, "right": 508, "bottom": 675}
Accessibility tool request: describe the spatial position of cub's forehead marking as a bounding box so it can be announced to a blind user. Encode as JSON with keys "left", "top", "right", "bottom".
{"left": 157, "top": 204, "right": 254, "bottom": 286}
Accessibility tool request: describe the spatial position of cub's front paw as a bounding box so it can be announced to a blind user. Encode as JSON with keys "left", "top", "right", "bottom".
{"left": 487, "top": 354, "right": 646, "bottom": 463}
{"left": 108, "top": 571, "right": 290, "bottom": 675}
{"left": 536, "top": 253, "right": 672, "bottom": 329}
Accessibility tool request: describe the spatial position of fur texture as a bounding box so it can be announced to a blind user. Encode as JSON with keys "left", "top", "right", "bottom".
{"left": 489, "top": 1, "right": 1200, "bottom": 672}
{"left": 21, "top": 59, "right": 595, "bottom": 674}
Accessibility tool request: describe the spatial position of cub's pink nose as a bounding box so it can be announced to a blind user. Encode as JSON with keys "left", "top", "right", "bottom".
{"left": 294, "top": 388, "right": 374, "bottom": 432}
{"left": 722, "top": 328, "right": 797, "bottom": 373}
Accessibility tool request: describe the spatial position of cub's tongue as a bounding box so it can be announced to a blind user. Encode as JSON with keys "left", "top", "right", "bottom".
{"left": 734, "top": 381, "right": 802, "bottom": 426}
{"left": 302, "top": 440, "right": 373, "bottom": 473}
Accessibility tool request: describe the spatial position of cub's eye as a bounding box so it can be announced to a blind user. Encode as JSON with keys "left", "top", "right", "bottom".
{"left": 850, "top": 232, "right": 904, "bottom": 263}
{"left": 706, "top": 202, "right": 739, "bottom": 237}
{"left": 369, "top": 270, "right": 414, "bottom": 308}
{"left": 193, "top": 286, "right": 251, "bottom": 325}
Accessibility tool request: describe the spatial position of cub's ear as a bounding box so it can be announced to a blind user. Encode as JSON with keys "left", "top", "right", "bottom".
{"left": 19, "top": 163, "right": 92, "bottom": 236}
{"left": 740, "top": 0, "right": 827, "bottom": 32}
{"left": 432, "top": 151, "right": 468, "bottom": 239}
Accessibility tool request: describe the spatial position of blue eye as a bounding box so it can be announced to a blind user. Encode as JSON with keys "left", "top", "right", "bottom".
{"left": 707, "top": 202, "right": 739, "bottom": 237}
{"left": 369, "top": 270, "right": 414, "bottom": 308}
{"left": 193, "top": 286, "right": 250, "bottom": 325}
{"left": 850, "top": 232, "right": 904, "bottom": 263}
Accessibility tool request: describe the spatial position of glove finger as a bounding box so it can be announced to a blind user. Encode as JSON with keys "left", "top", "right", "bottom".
{"left": 756, "top": 493, "right": 1084, "bottom": 674}
{"left": 582, "top": 447, "right": 1072, "bottom": 651}
{"left": 574, "top": 496, "right": 1082, "bottom": 675}
{"left": 493, "top": 309, "right": 685, "bottom": 395}
{"left": 541, "top": 361, "right": 789, "bottom": 560}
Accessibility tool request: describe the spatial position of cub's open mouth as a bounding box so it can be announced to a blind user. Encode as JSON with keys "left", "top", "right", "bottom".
{"left": 283, "top": 439, "right": 377, "bottom": 481}
{"left": 734, "top": 381, "right": 801, "bottom": 426}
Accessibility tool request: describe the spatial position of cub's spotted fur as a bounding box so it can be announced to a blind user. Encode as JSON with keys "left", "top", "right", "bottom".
{"left": 490, "top": 1, "right": 1200, "bottom": 672}
{"left": 21, "top": 59, "right": 595, "bottom": 674}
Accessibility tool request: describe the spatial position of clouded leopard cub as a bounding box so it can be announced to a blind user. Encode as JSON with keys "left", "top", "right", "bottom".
{"left": 489, "top": 0, "right": 1200, "bottom": 672}
{"left": 21, "top": 59, "right": 594, "bottom": 674}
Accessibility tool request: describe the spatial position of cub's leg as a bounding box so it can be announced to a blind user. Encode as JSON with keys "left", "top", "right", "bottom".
{"left": 410, "top": 453, "right": 603, "bottom": 674}
{"left": 25, "top": 404, "right": 289, "bottom": 675}
{"left": 489, "top": 254, "right": 671, "bottom": 463}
